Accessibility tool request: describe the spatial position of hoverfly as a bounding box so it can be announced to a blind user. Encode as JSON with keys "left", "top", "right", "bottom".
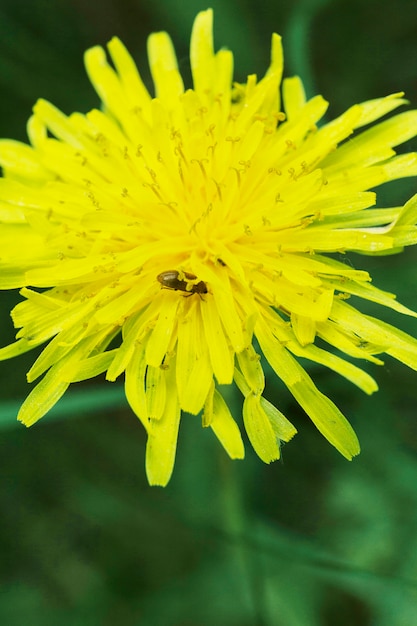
{"left": 157, "top": 270, "right": 208, "bottom": 296}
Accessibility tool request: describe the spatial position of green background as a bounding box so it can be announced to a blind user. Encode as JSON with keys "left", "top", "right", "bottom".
{"left": 1, "top": 0, "right": 417, "bottom": 624}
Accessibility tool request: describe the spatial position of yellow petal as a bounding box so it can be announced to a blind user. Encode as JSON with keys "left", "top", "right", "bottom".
{"left": 243, "top": 393, "right": 281, "bottom": 463}
{"left": 260, "top": 397, "right": 297, "bottom": 442}
{"left": 208, "top": 389, "right": 245, "bottom": 459}
{"left": 176, "top": 302, "right": 213, "bottom": 414}
{"left": 256, "top": 318, "right": 360, "bottom": 459}
{"left": 145, "top": 363, "right": 180, "bottom": 486}
{"left": 145, "top": 365, "right": 166, "bottom": 420}
{"left": 147, "top": 31, "right": 184, "bottom": 101}
{"left": 200, "top": 296, "right": 234, "bottom": 384}
{"left": 236, "top": 344, "right": 264, "bottom": 394}
{"left": 125, "top": 340, "right": 149, "bottom": 430}
{"left": 145, "top": 294, "right": 179, "bottom": 367}
{"left": 190, "top": 9, "right": 214, "bottom": 96}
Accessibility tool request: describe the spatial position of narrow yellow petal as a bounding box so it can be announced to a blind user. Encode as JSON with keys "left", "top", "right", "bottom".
{"left": 260, "top": 397, "right": 297, "bottom": 442}
{"left": 324, "top": 111, "right": 417, "bottom": 168}
{"left": 213, "top": 49, "right": 233, "bottom": 104}
{"left": 282, "top": 76, "right": 306, "bottom": 120}
{"left": 125, "top": 340, "right": 149, "bottom": 430}
{"left": 145, "top": 294, "right": 179, "bottom": 367}
{"left": 208, "top": 389, "right": 245, "bottom": 459}
{"left": 332, "top": 301, "right": 417, "bottom": 371}
{"left": 18, "top": 335, "right": 102, "bottom": 426}
{"left": 317, "top": 320, "right": 384, "bottom": 365}
{"left": 107, "top": 36, "right": 151, "bottom": 108}
{"left": 18, "top": 371, "right": 70, "bottom": 427}
{"left": 33, "top": 99, "right": 86, "bottom": 149}
{"left": 291, "top": 313, "right": 316, "bottom": 346}
{"left": 145, "top": 365, "right": 166, "bottom": 420}
{"left": 394, "top": 192, "right": 417, "bottom": 226}
{"left": 212, "top": 276, "right": 246, "bottom": 352}
{"left": 147, "top": 32, "right": 184, "bottom": 100}
{"left": 354, "top": 93, "right": 407, "bottom": 128}
{"left": 0, "top": 338, "right": 40, "bottom": 361}
{"left": 293, "top": 382, "right": 360, "bottom": 460}
{"left": 106, "top": 307, "right": 156, "bottom": 382}
{"left": 84, "top": 44, "right": 140, "bottom": 136}
{"left": 27, "top": 113, "right": 47, "bottom": 148}
{"left": 145, "top": 363, "right": 180, "bottom": 486}
{"left": 71, "top": 351, "right": 116, "bottom": 382}
{"left": 265, "top": 33, "right": 284, "bottom": 84}
{"left": 256, "top": 318, "right": 360, "bottom": 459}
{"left": 236, "top": 344, "right": 265, "bottom": 395}
{"left": 288, "top": 340, "right": 378, "bottom": 395}
{"left": 176, "top": 302, "right": 213, "bottom": 414}
{"left": 190, "top": 8, "right": 214, "bottom": 95}
{"left": 0, "top": 139, "right": 48, "bottom": 182}
{"left": 327, "top": 278, "right": 417, "bottom": 318}
{"left": 200, "top": 297, "right": 234, "bottom": 384}
{"left": 243, "top": 393, "right": 281, "bottom": 463}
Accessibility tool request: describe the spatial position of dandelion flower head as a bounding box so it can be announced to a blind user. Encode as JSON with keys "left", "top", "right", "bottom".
{"left": 2, "top": 9, "right": 417, "bottom": 485}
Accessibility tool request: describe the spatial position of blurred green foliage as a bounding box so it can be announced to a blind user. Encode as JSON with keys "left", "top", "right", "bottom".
{"left": 1, "top": 0, "right": 417, "bottom": 624}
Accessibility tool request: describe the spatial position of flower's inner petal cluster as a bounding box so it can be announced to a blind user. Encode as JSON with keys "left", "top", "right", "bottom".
{"left": 1, "top": 8, "right": 417, "bottom": 484}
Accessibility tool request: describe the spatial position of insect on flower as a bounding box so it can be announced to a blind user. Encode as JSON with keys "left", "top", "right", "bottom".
{"left": 157, "top": 270, "right": 208, "bottom": 296}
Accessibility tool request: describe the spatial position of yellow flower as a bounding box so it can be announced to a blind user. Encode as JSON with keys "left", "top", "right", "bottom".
{"left": 1, "top": 9, "right": 417, "bottom": 485}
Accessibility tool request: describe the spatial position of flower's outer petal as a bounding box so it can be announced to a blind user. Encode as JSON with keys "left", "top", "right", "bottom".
{"left": 145, "top": 364, "right": 167, "bottom": 420}
{"left": 190, "top": 8, "right": 214, "bottom": 96}
{"left": 71, "top": 351, "right": 117, "bottom": 382}
{"left": 282, "top": 76, "right": 306, "bottom": 120}
{"left": 145, "top": 362, "right": 181, "bottom": 486}
{"left": 323, "top": 111, "right": 417, "bottom": 169}
{"left": 0, "top": 338, "right": 42, "bottom": 361}
{"left": 32, "top": 99, "right": 86, "bottom": 150}
{"left": 354, "top": 93, "right": 408, "bottom": 128}
{"left": 394, "top": 193, "right": 417, "bottom": 227}
{"left": 0, "top": 139, "right": 49, "bottom": 182}
{"left": 291, "top": 313, "right": 316, "bottom": 346}
{"left": 260, "top": 397, "right": 297, "bottom": 442}
{"left": 324, "top": 277, "right": 417, "bottom": 318}
{"left": 256, "top": 318, "right": 360, "bottom": 459}
{"left": 145, "top": 294, "right": 180, "bottom": 367}
{"left": 107, "top": 37, "right": 152, "bottom": 110}
{"left": 106, "top": 306, "right": 157, "bottom": 382}
{"left": 234, "top": 367, "right": 297, "bottom": 444}
{"left": 176, "top": 301, "right": 213, "bottom": 414}
{"left": 204, "top": 386, "right": 245, "bottom": 459}
{"left": 265, "top": 33, "right": 284, "bottom": 85}
{"left": 213, "top": 49, "right": 234, "bottom": 110}
{"left": 236, "top": 344, "right": 265, "bottom": 395}
{"left": 18, "top": 370, "right": 70, "bottom": 427}
{"left": 306, "top": 191, "right": 377, "bottom": 217}
{"left": 331, "top": 300, "right": 417, "bottom": 371}
{"left": 125, "top": 339, "right": 149, "bottom": 430}
{"left": 84, "top": 44, "right": 142, "bottom": 136}
{"left": 147, "top": 31, "right": 184, "bottom": 101}
{"left": 382, "top": 322, "right": 417, "bottom": 370}
{"left": 211, "top": 275, "right": 246, "bottom": 352}
{"left": 243, "top": 393, "right": 281, "bottom": 463}
{"left": 200, "top": 296, "right": 234, "bottom": 384}
{"left": 18, "top": 334, "right": 103, "bottom": 426}
{"left": 27, "top": 113, "right": 48, "bottom": 149}
{"left": 316, "top": 321, "right": 384, "bottom": 365}
{"left": 287, "top": 340, "right": 378, "bottom": 395}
